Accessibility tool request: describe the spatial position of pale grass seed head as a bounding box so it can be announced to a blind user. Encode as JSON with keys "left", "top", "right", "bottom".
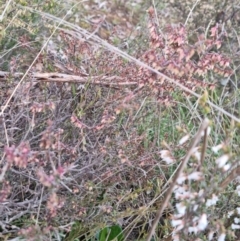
{"left": 212, "top": 143, "right": 224, "bottom": 153}
{"left": 160, "top": 150, "right": 176, "bottom": 164}
{"left": 216, "top": 154, "right": 229, "bottom": 168}
{"left": 178, "top": 134, "right": 190, "bottom": 145}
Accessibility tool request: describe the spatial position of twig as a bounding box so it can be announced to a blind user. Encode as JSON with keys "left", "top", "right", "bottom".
{"left": 199, "top": 127, "right": 208, "bottom": 168}
{"left": 9, "top": 210, "right": 30, "bottom": 222}
{"left": 36, "top": 186, "right": 44, "bottom": 226}
{"left": 220, "top": 165, "right": 240, "bottom": 189}
{"left": 0, "top": 0, "right": 13, "bottom": 22}
{"left": 0, "top": 71, "right": 137, "bottom": 87}
{"left": 0, "top": 162, "right": 9, "bottom": 182}
{"left": 184, "top": 0, "right": 200, "bottom": 26}
{"left": 146, "top": 118, "right": 209, "bottom": 241}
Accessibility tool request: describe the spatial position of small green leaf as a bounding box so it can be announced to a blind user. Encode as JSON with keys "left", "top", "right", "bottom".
{"left": 99, "top": 225, "right": 123, "bottom": 241}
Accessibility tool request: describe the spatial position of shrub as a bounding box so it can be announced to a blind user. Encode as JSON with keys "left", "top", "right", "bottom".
{"left": 1, "top": 1, "right": 240, "bottom": 241}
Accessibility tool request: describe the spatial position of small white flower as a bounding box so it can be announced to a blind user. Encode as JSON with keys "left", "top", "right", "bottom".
{"left": 174, "top": 186, "right": 188, "bottom": 199}
{"left": 212, "top": 143, "right": 223, "bottom": 153}
{"left": 173, "top": 185, "right": 186, "bottom": 193}
{"left": 206, "top": 194, "right": 219, "bottom": 207}
{"left": 174, "top": 185, "right": 197, "bottom": 200}
{"left": 177, "top": 173, "right": 187, "bottom": 185}
{"left": 192, "top": 147, "right": 201, "bottom": 161}
{"left": 223, "top": 164, "right": 231, "bottom": 171}
{"left": 171, "top": 219, "right": 183, "bottom": 227}
{"left": 208, "top": 231, "right": 214, "bottom": 240}
{"left": 198, "top": 214, "right": 208, "bottom": 230}
{"left": 234, "top": 217, "right": 240, "bottom": 224}
{"left": 188, "top": 226, "right": 198, "bottom": 234}
{"left": 218, "top": 233, "right": 226, "bottom": 241}
{"left": 237, "top": 207, "right": 240, "bottom": 215}
{"left": 216, "top": 155, "right": 229, "bottom": 168}
{"left": 228, "top": 211, "right": 234, "bottom": 218}
{"left": 176, "top": 202, "right": 187, "bottom": 215}
{"left": 231, "top": 223, "right": 240, "bottom": 229}
{"left": 160, "top": 150, "right": 175, "bottom": 164}
{"left": 179, "top": 135, "right": 190, "bottom": 145}
{"left": 188, "top": 172, "right": 203, "bottom": 181}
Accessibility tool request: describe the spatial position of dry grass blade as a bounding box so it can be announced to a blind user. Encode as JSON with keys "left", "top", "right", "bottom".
{"left": 0, "top": 0, "right": 13, "bottom": 21}
{"left": 220, "top": 166, "right": 240, "bottom": 189}
{"left": 0, "top": 71, "right": 137, "bottom": 87}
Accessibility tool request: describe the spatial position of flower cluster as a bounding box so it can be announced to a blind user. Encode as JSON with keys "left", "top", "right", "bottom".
{"left": 5, "top": 142, "right": 32, "bottom": 168}
{"left": 137, "top": 7, "right": 232, "bottom": 104}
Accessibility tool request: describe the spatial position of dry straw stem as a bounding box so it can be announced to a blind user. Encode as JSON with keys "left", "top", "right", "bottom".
{"left": 220, "top": 165, "right": 240, "bottom": 189}
{"left": 0, "top": 0, "right": 13, "bottom": 22}
{"left": 184, "top": 0, "right": 200, "bottom": 26}
{"left": 15, "top": 6, "right": 240, "bottom": 123}
{"left": 146, "top": 118, "right": 210, "bottom": 241}
{"left": 199, "top": 127, "right": 208, "bottom": 169}
{"left": 0, "top": 71, "right": 137, "bottom": 87}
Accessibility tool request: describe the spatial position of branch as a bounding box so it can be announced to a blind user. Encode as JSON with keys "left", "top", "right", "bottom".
{"left": 220, "top": 165, "right": 240, "bottom": 189}
{"left": 0, "top": 71, "right": 137, "bottom": 87}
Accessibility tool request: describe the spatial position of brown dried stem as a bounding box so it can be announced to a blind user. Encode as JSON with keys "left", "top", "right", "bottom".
{"left": 0, "top": 71, "right": 137, "bottom": 87}
{"left": 220, "top": 166, "right": 240, "bottom": 189}
{"left": 146, "top": 118, "right": 210, "bottom": 241}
